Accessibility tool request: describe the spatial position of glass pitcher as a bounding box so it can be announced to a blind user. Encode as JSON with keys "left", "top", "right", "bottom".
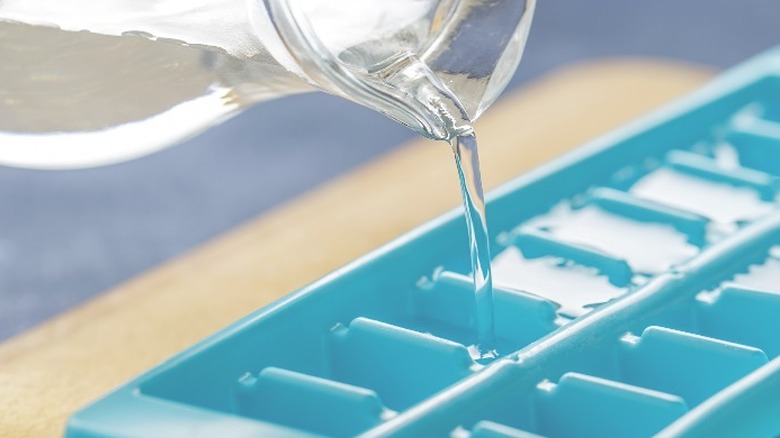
{"left": 0, "top": 0, "right": 535, "bottom": 168}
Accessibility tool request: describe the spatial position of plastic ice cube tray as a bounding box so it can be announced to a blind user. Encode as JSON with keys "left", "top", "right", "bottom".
{"left": 67, "top": 49, "right": 780, "bottom": 437}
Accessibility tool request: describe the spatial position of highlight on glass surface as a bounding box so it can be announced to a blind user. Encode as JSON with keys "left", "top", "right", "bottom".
{"left": 0, "top": 0, "right": 535, "bottom": 168}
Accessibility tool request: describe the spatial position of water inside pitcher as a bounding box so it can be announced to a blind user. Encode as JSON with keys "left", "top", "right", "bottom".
{"left": 0, "top": 0, "right": 535, "bottom": 168}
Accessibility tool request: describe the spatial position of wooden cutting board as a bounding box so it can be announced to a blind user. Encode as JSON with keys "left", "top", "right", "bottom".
{"left": 0, "top": 59, "right": 714, "bottom": 437}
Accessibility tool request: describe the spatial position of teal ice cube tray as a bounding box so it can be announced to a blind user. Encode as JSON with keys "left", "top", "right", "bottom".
{"left": 67, "top": 48, "right": 780, "bottom": 438}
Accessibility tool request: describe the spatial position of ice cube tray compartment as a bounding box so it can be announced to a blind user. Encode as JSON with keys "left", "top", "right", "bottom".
{"left": 390, "top": 217, "right": 780, "bottom": 438}
{"left": 67, "top": 49, "right": 780, "bottom": 437}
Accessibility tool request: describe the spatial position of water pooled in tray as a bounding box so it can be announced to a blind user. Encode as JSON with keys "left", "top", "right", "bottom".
{"left": 710, "top": 141, "right": 742, "bottom": 170}
{"left": 629, "top": 167, "right": 775, "bottom": 224}
{"left": 525, "top": 202, "right": 699, "bottom": 274}
{"left": 491, "top": 246, "right": 626, "bottom": 317}
{"left": 731, "top": 246, "right": 780, "bottom": 293}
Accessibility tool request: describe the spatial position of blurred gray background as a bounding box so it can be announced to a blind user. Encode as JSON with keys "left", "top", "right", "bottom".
{"left": 1, "top": 1, "right": 778, "bottom": 339}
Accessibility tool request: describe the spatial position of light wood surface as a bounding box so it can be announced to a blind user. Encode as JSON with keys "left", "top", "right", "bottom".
{"left": 0, "top": 59, "right": 714, "bottom": 437}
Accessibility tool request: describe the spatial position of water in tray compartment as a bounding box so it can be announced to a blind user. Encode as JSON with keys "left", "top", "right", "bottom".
{"left": 731, "top": 246, "right": 780, "bottom": 293}
{"left": 629, "top": 167, "right": 774, "bottom": 224}
{"left": 492, "top": 246, "right": 626, "bottom": 317}
{"left": 525, "top": 203, "right": 699, "bottom": 274}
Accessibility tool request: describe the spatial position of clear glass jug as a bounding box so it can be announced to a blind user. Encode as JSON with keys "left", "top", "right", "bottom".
{"left": 0, "top": 0, "right": 535, "bottom": 168}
